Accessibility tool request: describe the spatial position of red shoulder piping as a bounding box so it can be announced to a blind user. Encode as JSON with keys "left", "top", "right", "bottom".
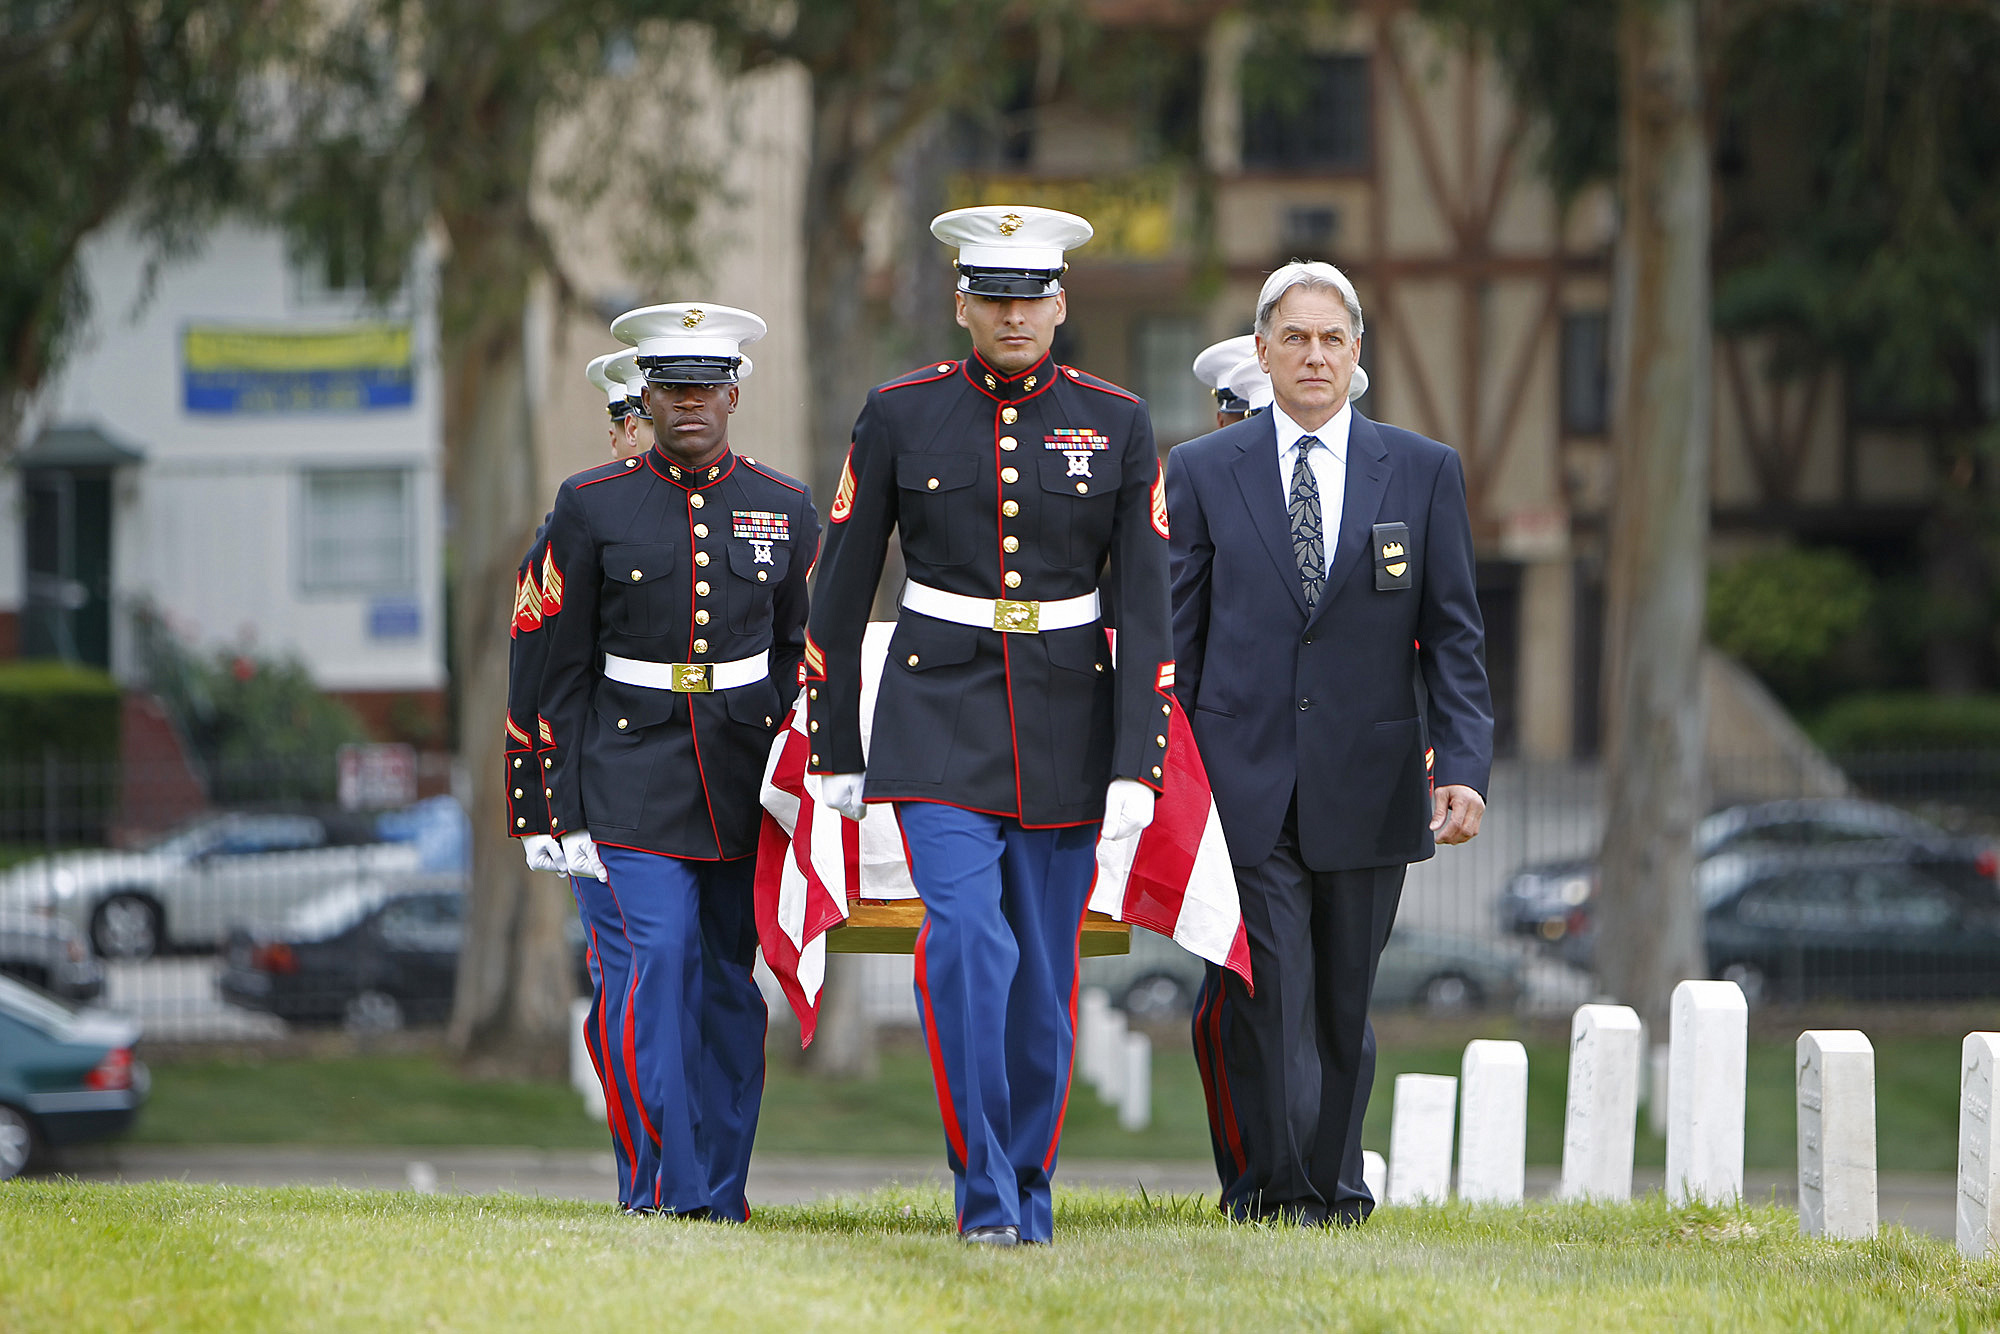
{"left": 739, "top": 458, "right": 808, "bottom": 494}
{"left": 1059, "top": 365, "right": 1141, "bottom": 403}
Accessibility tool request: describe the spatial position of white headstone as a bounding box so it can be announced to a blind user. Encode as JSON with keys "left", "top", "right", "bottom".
{"left": 1458, "top": 1039, "right": 1528, "bottom": 1204}
{"left": 571, "top": 996, "right": 606, "bottom": 1123}
{"left": 1362, "top": 1150, "right": 1387, "bottom": 1204}
{"left": 1079, "top": 988, "right": 1112, "bottom": 1090}
{"left": 1387, "top": 1073, "right": 1458, "bottom": 1205}
{"left": 1666, "top": 980, "right": 1747, "bottom": 1206}
{"left": 1958, "top": 1033, "right": 2000, "bottom": 1259}
{"left": 1797, "top": 1029, "right": 1876, "bottom": 1240}
{"left": 1119, "top": 1031, "right": 1152, "bottom": 1131}
{"left": 1560, "top": 1003, "right": 1643, "bottom": 1201}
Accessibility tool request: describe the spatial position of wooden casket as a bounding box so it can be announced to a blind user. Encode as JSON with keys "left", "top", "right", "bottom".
{"left": 825, "top": 900, "right": 1131, "bottom": 956}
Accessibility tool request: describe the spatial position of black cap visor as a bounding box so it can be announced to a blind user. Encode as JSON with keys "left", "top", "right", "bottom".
{"left": 1213, "top": 387, "right": 1247, "bottom": 411}
{"left": 956, "top": 264, "right": 1064, "bottom": 298}
{"left": 638, "top": 354, "right": 742, "bottom": 386}
{"left": 607, "top": 400, "right": 635, "bottom": 420}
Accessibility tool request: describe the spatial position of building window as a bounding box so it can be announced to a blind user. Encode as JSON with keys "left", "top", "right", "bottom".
{"left": 1133, "top": 317, "right": 1213, "bottom": 445}
{"left": 1243, "top": 54, "right": 1371, "bottom": 171}
{"left": 302, "top": 468, "right": 413, "bottom": 593}
{"left": 1561, "top": 311, "right": 1611, "bottom": 436}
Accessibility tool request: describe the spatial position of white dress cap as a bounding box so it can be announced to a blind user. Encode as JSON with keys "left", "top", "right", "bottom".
{"left": 930, "top": 205, "right": 1094, "bottom": 295}
{"left": 610, "top": 302, "right": 767, "bottom": 382}
{"left": 1192, "top": 335, "right": 1258, "bottom": 392}
{"left": 586, "top": 352, "right": 627, "bottom": 406}
{"left": 1224, "top": 355, "right": 1274, "bottom": 411}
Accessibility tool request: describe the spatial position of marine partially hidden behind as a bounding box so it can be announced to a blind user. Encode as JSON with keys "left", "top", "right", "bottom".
{"left": 536, "top": 301, "right": 819, "bottom": 1217}
{"left": 805, "top": 205, "right": 1173, "bottom": 1247}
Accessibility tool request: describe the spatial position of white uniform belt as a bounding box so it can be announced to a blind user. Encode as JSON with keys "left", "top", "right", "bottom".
{"left": 901, "top": 579, "right": 1099, "bottom": 634}
{"left": 603, "top": 650, "right": 768, "bottom": 693}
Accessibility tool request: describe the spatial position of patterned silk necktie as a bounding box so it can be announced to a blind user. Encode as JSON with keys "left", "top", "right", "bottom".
{"left": 1289, "top": 435, "right": 1325, "bottom": 609}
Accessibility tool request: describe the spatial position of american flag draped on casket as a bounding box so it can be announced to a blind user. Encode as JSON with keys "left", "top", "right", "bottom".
{"left": 753, "top": 623, "right": 1252, "bottom": 1044}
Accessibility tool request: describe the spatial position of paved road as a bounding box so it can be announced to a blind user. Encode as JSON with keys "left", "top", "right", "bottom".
{"left": 47, "top": 1145, "right": 1957, "bottom": 1240}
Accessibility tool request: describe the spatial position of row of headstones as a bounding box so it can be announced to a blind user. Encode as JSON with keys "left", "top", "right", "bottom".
{"left": 1379, "top": 978, "right": 2000, "bottom": 1259}
{"left": 1079, "top": 988, "right": 1153, "bottom": 1131}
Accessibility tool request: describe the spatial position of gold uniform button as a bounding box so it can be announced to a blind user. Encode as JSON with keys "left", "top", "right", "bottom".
{"left": 1001, "top": 467, "right": 1018, "bottom": 484}
{"left": 809, "top": 688, "right": 818, "bottom": 700}
{"left": 516, "top": 817, "right": 527, "bottom": 828}
{"left": 694, "top": 638, "right": 708, "bottom": 653}
{"left": 1075, "top": 482, "right": 1089, "bottom": 494}
{"left": 690, "top": 493, "right": 705, "bottom": 508}
{"left": 811, "top": 753, "right": 821, "bottom": 766}
{"left": 625, "top": 459, "right": 638, "bottom": 468}
{"left": 544, "top": 757, "right": 553, "bottom": 768}
{"left": 907, "top": 654, "right": 920, "bottom": 666}
{"left": 1095, "top": 662, "right": 1105, "bottom": 672}
{"left": 1003, "top": 536, "right": 1019, "bottom": 553}
{"left": 927, "top": 478, "right": 939, "bottom": 490}
{"left": 696, "top": 581, "right": 710, "bottom": 596}
{"left": 696, "top": 552, "right": 710, "bottom": 567}
{"left": 810, "top": 721, "right": 819, "bottom": 732}
{"left": 513, "top": 788, "right": 523, "bottom": 798}
{"left": 513, "top": 757, "right": 522, "bottom": 768}
{"left": 544, "top": 788, "right": 552, "bottom": 797}
{"left": 1151, "top": 765, "right": 1163, "bottom": 779}
{"left": 694, "top": 524, "right": 708, "bottom": 538}
{"left": 1001, "top": 407, "right": 1018, "bottom": 424}
{"left": 616, "top": 718, "right": 628, "bottom": 729}
{"left": 1004, "top": 571, "right": 1022, "bottom": 589}
{"left": 999, "top": 436, "right": 1018, "bottom": 451}
{"left": 1162, "top": 704, "right": 1172, "bottom": 715}
{"left": 1002, "top": 500, "right": 1020, "bottom": 517}
{"left": 695, "top": 609, "right": 710, "bottom": 625}
{"left": 938, "top": 363, "right": 953, "bottom": 373}
{"left": 757, "top": 571, "right": 768, "bottom": 582}
{"left": 631, "top": 570, "right": 643, "bottom": 581}
{"left": 765, "top": 716, "right": 772, "bottom": 727}
{"left": 1156, "top": 735, "right": 1168, "bottom": 747}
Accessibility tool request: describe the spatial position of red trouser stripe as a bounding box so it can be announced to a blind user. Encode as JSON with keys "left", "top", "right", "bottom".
{"left": 913, "top": 920, "right": 968, "bottom": 1163}
{"left": 588, "top": 924, "right": 638, "bottom": 1174}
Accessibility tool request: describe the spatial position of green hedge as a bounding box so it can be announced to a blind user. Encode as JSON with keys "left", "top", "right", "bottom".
{"left": 1813, "top": 692, "right": 2000, "bottom": 752}
{"left": 0, "top": 661, "right": 121, "bottom": 762}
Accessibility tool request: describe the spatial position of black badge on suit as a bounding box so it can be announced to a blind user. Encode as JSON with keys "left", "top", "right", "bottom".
{"left": 1166, "top": 405, "right": 1493, "bottom": 1222}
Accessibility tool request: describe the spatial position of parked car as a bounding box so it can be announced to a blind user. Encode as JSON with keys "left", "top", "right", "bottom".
{"left": 1083, "top": 920, "right": 1524, "bottom": 1021}
{"left": 1497, "top": 797, "right": 1999, "bottom": 946}
{"left": 219, "top": 876, "right": 592, "bottom": 1033}
{"left": 0, "top": 810, "right": 427, "bottom": 960}
{"left": 0, "top": 911, "right": 103, "bottom": 1001}
{"left": 0, "top": 973, "right": 147, "bottom": 1180}
{"left": 1699, "top": 850, "right": 2000, "bottom": 1004}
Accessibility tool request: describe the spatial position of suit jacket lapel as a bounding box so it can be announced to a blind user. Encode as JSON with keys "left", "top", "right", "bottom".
{"left": 1228, "top": 414, "right": 1308, "bottom": 617}
{"left": 1314, "top": 412, "right": 1392, "bottom": 618}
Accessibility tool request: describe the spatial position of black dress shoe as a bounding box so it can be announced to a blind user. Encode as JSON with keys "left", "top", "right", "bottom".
{"left": 962, "top": 1225, "right": 1021, "bottom": 1247}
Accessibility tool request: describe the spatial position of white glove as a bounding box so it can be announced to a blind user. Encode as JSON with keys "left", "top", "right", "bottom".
{"left": 1100, "top": 779, "right": 1157, "bottom": 842}
{"left": 560, "top": 830, "right": 608, "bottom": 882}
{"left": 521, "top": 834, "right": 565, "bottom": 874}
{"left": 822, "top": 773, "right": 868, "bottom": 822}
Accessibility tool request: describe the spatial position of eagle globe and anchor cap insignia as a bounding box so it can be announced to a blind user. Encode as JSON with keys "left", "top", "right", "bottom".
{"left": 682, "top": 308, "right": 705, "bottom": 329}
{"left": 998, "top": 213, "right": 1024, "bottom": 236}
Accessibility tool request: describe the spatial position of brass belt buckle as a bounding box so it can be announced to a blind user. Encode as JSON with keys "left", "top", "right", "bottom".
{"left": 992, "top": 599, "right": 1040, "bottom": 633}
{"left": 670, "top": 662, "right": 713, "bottom": 692}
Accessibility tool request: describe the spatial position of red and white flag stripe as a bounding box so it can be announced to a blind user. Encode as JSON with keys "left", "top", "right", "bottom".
{"left": 754, "top": 623, "right": 1251, "bottom": 1044}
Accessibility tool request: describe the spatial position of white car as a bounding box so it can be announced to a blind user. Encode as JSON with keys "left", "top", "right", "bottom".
{"left": 0, "top": 813, "right": 424, "bottom": 960}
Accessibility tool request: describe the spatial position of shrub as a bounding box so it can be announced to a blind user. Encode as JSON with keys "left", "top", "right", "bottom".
{"left": 1813, "top": 692, "right": 2000, "bottom": 752}
{"left": 1708, "top": 546, "right": 1873, "bottom": 701}
{"left": 0, "top": 661, "right": 121, "bottom": 762}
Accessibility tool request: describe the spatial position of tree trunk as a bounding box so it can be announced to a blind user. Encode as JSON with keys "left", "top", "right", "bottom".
{"left": 440, "top": 227, "right": 575, "bottom": 1080}
{"left": 1595, "top": 0, "right": 1712, "bottom": 1035}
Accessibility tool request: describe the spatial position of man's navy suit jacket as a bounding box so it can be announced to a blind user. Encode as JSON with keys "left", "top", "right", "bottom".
{"left": 1165, "top": 409, "right": 1494, "bottom": 873}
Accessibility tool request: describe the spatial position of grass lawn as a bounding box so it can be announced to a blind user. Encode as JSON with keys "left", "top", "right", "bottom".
{"left": 6, "top": 1182, "right": 1999, "bottom": 1332}
{"left": 132, "top": 1031, "right": 1969, "bottom": 1171}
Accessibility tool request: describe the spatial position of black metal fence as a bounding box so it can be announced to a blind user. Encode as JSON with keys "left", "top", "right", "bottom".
{"left": 2, "top": 752, "right": 1998, "bottom": 1039}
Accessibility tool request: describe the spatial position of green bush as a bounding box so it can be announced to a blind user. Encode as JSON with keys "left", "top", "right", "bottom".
{"left": 1708, "top": 546, "right": 1873, "bottom": 698}
{"left": 1813, "top": 691, "right": 2000, "bottom": 752}
{"left": 0, "top": 661, "right": 121, "bottom": 762}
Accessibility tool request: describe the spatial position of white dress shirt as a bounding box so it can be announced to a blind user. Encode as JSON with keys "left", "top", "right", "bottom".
{"left": 1272, "top": 400, "right": 1350, "bottom": 573}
